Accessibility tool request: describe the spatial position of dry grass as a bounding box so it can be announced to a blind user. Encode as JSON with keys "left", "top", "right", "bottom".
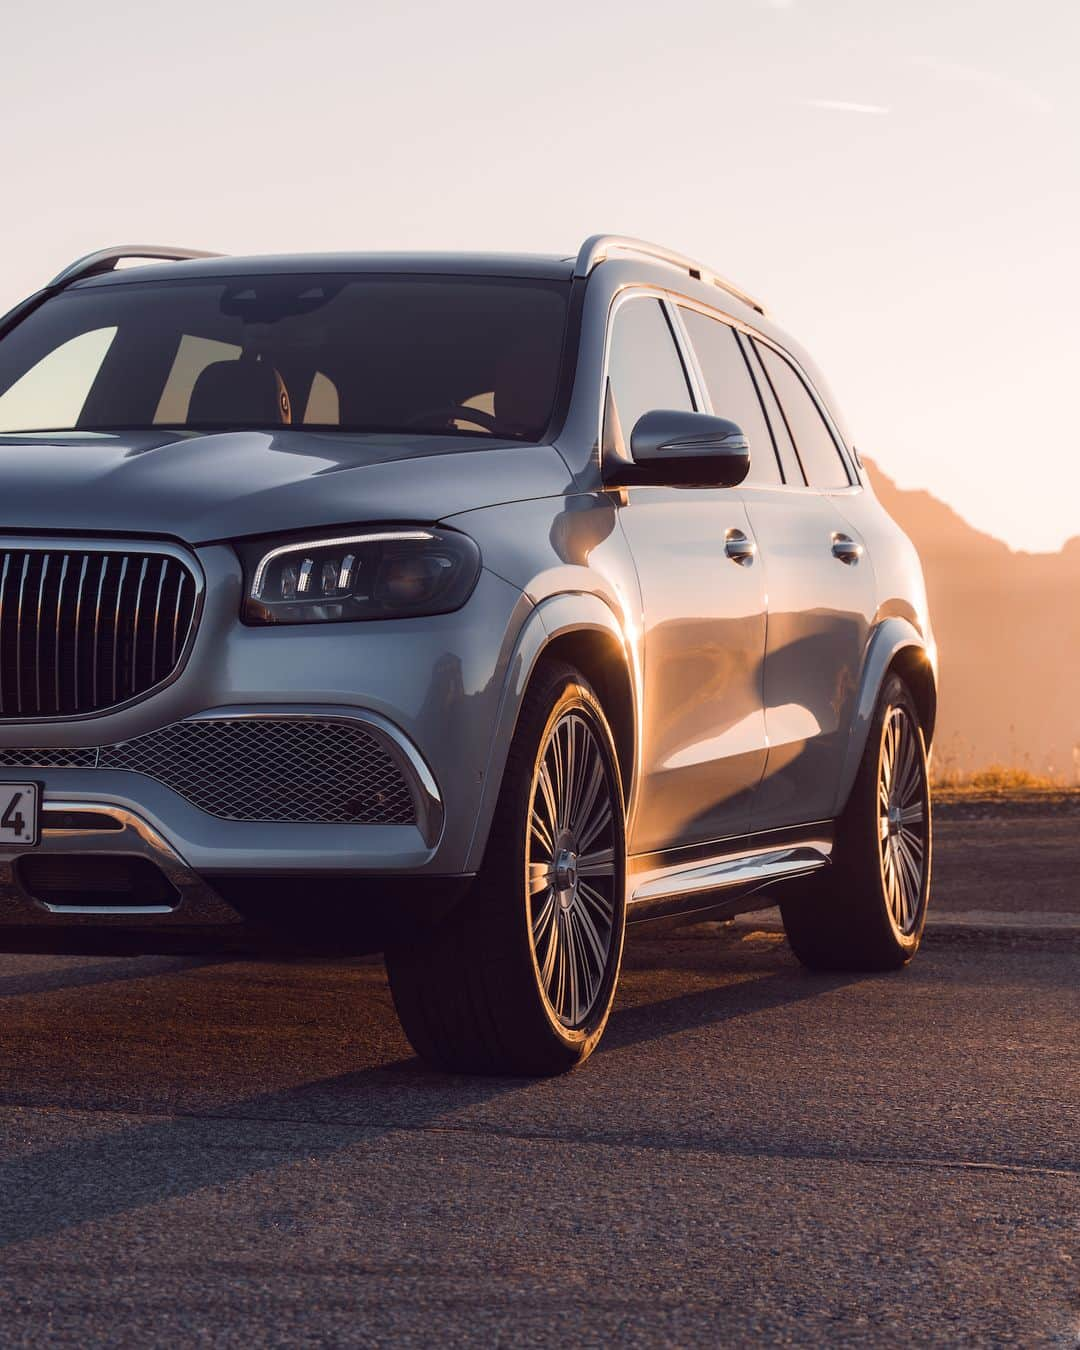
{"left": 931, "top": 763, "right": 1073, "bottom": 794}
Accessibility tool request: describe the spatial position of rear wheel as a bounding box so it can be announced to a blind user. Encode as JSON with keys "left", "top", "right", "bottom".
{"left": 781, "top": 672, "right": 932, "bottom": 970}
{"left": 385, "top": 661, "right": 627, "bottom": 1075}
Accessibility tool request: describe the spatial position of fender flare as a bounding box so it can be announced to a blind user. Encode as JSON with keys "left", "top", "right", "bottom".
{"left": 463, "top": 592, "right": 638, "bottom": 873}
{"left": 833, "top": 616, "right": 937, "bottom": 816}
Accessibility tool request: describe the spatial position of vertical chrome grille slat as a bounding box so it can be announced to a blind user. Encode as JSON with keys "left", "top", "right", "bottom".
{"left": 150, "top": 557, "right": 169, "bottom": 685}
{"left": 34, "top": 553, "right": 51, "bottom": 714}
{"left": 92, "top": 555, "right": 109, "bottom": 712}
{"left": 15, "top": 553, "right": 31, "bottom": 717}
{"left": 172, "top": 570, "right": 186, "bottom": 665}
{"left": 0, "top": 553, "right": 10, "bottom": 714}
{"left": 130, "top": 556, "right": 149, "bottom": 694}
{"left": 72, "top": 554, "right": 89, "bottom": 716}
{"left": 54, "top": 553, "right": 70, "bottom": 714}
{"left": 0, "top": 544, "right": 199, "bottom": 720}
{"left": 111, "top": 556, "right": 130, "bottom": 705}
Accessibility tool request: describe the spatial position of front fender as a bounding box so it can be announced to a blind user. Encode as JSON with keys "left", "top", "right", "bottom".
{"left": 833, "top": 617, "right": 937, "bottom": 816}
{"left": 462, "top": 592, "right": 635, "bottom": 873}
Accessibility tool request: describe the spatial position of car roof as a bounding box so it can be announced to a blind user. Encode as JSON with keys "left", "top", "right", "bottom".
{"left": 70, "top": 252, "right": 577, "bottom": 288}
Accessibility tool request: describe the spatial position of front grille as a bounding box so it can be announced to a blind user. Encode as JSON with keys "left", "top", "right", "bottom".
{"left": 0, "top": 546, "right": 199, "bottom": 719}
{"left": 0, "top": 717, "right": 417, "bottom": 825}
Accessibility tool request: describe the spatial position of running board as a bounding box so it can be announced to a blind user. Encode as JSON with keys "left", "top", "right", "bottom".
{"left": 627, "top": 839, "right": 831, "bottom": 923}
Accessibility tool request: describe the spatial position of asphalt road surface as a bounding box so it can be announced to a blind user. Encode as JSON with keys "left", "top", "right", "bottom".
{"left": 0, "top": 806, "right": 1077, "bottom": 1346}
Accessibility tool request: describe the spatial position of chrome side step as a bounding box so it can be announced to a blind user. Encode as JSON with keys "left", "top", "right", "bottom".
{"left": 628, "top": 838, "right": 831, "bottom": 922}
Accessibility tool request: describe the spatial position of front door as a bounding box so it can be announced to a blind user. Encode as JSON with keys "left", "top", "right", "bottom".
{"left": 604, "top": 295, "right": 768, "bottom": 855}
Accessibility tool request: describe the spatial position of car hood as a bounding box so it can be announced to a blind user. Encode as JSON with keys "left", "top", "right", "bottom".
{"left": 0, "top": 429, "right": 572, "bottom": 543}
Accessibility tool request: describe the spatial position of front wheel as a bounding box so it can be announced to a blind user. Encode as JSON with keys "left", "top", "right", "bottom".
{"left": 385, "top": 661, "right": 627, "bottom": 1075}
{"left": 781, "top": 672, "right": 932, "bottom": 971}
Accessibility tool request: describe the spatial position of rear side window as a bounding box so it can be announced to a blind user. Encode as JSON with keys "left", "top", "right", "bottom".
{"left": 744, "top": 339, "right": 803, "bottom": 484}
{"left": 753, "top": 340, "right": 850, "bottom": 489}
{"left": 679, "top": 308, "right": 780, "bottom": 486}
{"left": 606, "top": 298, "right": 692, "bottom": 445}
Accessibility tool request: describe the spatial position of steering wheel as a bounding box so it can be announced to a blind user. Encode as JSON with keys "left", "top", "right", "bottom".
{"left": 406, "top": 404, "right": 501, "bottom": 433}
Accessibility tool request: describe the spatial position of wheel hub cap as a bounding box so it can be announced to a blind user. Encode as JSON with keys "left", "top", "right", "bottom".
{"left": 555, "top": 847, "right": 579, "bottom": 898}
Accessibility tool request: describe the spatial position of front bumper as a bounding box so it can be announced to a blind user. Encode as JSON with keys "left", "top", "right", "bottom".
{"left": 0, "top": 792, "right": 474, "bottom": 955}
{"left": 0, "top": 545, "right": 533, "bottom": 940}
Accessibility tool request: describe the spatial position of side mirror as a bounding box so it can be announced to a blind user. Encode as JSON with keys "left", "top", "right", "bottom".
{"left": 606, "top": 409, "right": 750, "bottom": 488}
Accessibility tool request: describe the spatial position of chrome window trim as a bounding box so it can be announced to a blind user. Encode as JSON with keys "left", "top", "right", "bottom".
{"left": 0, "top": 536, "right": 205, "bottom": 725}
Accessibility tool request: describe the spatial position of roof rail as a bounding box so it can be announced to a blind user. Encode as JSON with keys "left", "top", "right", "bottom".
{"left": 574, "top": 234, "right": 767, "bottom": 316}
{"left": 47, "top": 244, "right": 221, "bottom": 290}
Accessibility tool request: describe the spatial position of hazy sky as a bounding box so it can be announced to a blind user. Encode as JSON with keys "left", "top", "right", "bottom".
{"left": 2, "top": 0, "right": 1077, "bottom": 551}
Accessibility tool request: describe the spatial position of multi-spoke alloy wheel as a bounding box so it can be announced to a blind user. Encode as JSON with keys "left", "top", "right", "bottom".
{"left": 780, "top": 672, "right": 932, "bottom": 971}
{"left": 528, "top": 711, "right": 618, "bottom": 1028}
{"left": 877, "top": 704, "right": 929, "bottom": 936}
{"left": 385, "top": 661, "right": 626, "bottom": 1075}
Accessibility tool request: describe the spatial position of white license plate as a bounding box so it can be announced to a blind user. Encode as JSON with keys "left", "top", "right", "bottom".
{"left": 0, "top": 782, "right": 41, "bottom": 846}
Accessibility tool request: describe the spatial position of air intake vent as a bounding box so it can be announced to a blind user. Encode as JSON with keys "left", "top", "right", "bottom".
{"left": 0, "top": 546, "right": 199, "bottom": 719}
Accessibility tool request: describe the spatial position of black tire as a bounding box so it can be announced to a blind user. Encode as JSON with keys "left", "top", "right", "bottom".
{"left": 780, "top": 672, "right": 932, "bottom": 971}
{"left": 385, "top": 660, "right": 627, "bottom": 1075}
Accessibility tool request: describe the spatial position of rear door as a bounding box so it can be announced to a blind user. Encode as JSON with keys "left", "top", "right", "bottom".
{"left": 739, "top": 336, "right": 877, "bottom": 832}
{"left": 606, "top": 295, "right": 768, "bottom": 854}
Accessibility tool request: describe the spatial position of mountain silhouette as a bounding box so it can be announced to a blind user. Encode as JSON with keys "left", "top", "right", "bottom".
{"left": 864, "top": 459, "right": 1080, "bottom": 780}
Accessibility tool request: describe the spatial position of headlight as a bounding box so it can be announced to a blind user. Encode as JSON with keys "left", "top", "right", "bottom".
{"left": 238, "top": 527, "right": 482, "bottom": 625}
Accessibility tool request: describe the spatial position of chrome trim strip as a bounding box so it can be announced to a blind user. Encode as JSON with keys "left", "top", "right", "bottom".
{"left": 0, "top": 801, "right": 242, "bottom": 925}
{"left": 630, "top": 840, "right": 832, "bottom": 906}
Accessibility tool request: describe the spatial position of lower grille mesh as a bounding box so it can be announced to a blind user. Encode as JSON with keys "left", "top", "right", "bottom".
{"left": 0, "top": 718, "right": 416, "bottom": 825}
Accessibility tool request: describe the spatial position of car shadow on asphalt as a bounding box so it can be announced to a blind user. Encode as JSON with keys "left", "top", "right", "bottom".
{"left": 0, "top": 945, "right": 864, "bottom": 1250}
{"left": 0, "top": 955, "right": 219, "bottom": 1001}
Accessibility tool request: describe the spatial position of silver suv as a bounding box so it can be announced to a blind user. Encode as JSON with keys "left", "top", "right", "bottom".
{"left": 0, "top": 236, "right": 936, "bottom": 1074}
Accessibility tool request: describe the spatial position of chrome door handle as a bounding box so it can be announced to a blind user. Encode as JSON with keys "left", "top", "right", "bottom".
{"left": 831, "top": 532, "right": 863, "bottom": 565}
{"left": 724, "top": 528, "right": 757, "bottom": 566}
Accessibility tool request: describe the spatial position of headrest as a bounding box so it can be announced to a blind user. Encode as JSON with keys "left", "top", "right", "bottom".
{"left": 495, "top": 345, "right": 557, "bottom": 439}
{"left": 187, "top": 359, "right": 286, "bottom": 426}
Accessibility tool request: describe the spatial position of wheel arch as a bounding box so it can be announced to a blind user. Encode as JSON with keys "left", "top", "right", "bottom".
{"left": 833, "top": 617, "right": 938, "bottom": 818}
{"left": 463, "top": 593, "right": 640, "bottom": 873}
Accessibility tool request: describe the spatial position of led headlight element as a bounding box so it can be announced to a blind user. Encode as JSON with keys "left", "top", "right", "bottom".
{"left": 240, "top": 528, "right": 481, "bottom": 624}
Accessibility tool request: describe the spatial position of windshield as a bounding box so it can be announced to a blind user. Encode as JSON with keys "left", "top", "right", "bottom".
{"left": 0, "top": 273, "right": 570, "bottom": 441}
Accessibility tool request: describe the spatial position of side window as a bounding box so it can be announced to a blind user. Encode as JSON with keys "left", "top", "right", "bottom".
{"left": 753, "top": 341, "right": 850, "bottom": 489}
{"left": 606, "top": 298, "right": 692, "bottom": 448}
{"left": 679, "top": 308, "right": 780, "bottom": 485}
{"left": 744, "top": 338, "right": 804, "bottom": 484}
